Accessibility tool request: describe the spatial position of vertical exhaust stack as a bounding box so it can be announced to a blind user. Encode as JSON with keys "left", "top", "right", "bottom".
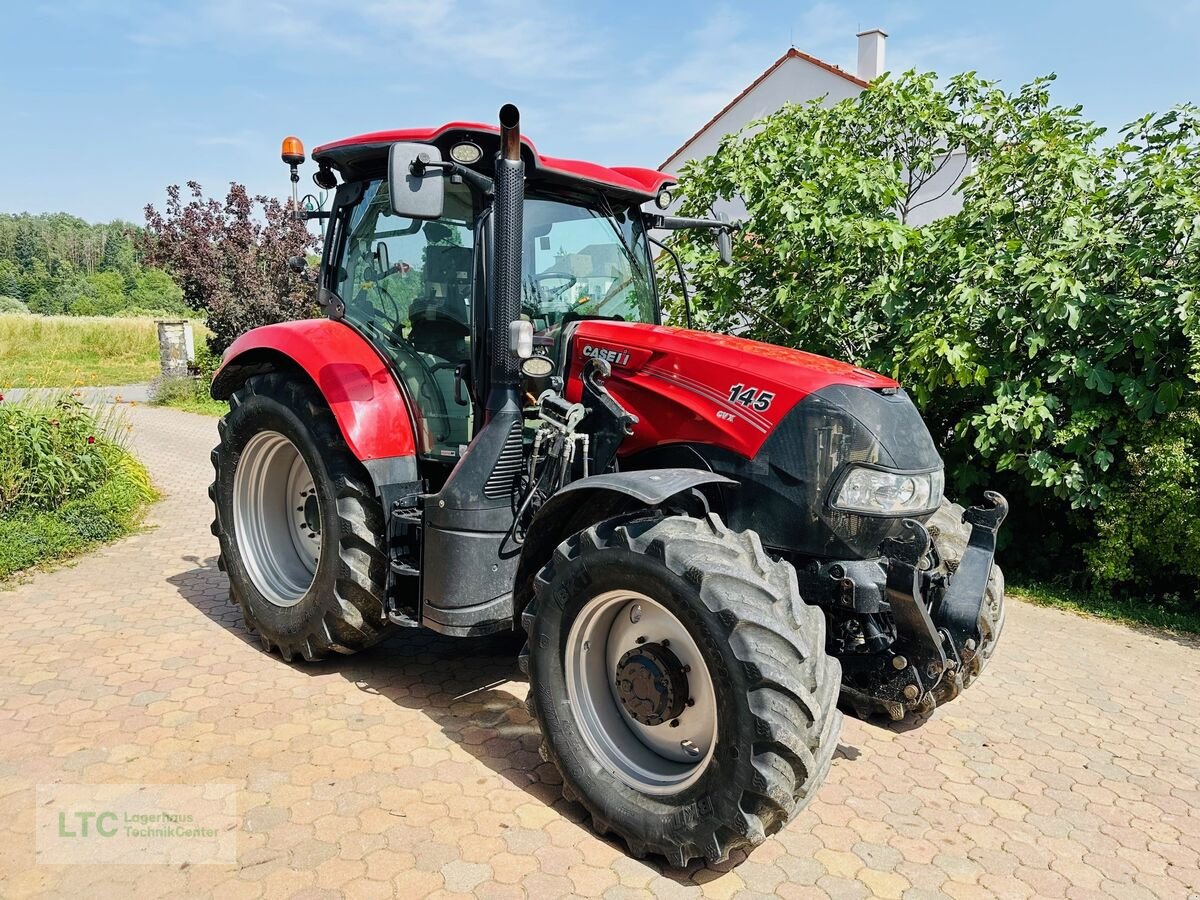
{"left": 490, "top": 103, "right": 524, "bottom": 414}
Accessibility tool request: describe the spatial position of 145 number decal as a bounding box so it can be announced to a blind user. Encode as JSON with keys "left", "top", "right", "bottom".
{"left": 727, "top": 384, "right": 775, "bottom": 412}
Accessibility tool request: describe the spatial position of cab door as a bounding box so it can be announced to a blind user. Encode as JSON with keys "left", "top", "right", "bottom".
{"left": 330, "top": 178, "right": 480, "bottom": 465}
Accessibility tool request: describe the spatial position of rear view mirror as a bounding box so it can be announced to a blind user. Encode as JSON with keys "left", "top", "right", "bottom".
{"left": 388, "top": 142, "right": 445, "bottom": 220}
{"left": 716, "top": 228, "right": 733, "bottom": 266}
{"left": 714, "top": 212, "right": 734, "bottom": 265}
{"left": 373, "top": 241, "right": 390, "bottom": 273}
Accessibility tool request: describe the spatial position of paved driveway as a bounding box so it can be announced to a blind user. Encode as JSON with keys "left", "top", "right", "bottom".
{"left": 1, "top": 404, "right": 1198, "bottom": 899}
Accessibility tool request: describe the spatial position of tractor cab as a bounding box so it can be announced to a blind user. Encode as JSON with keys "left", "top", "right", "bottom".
{"left": 309, "top": 124, "right": 670, "bottom": 475}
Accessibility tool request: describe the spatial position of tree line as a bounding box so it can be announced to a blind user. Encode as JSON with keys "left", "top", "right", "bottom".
{"left": 0, "top": 213, "right": 186, "bottom": 316}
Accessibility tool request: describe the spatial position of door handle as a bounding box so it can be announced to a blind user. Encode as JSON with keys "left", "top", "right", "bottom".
{"left": 454, "top": 362, "right": 471, "bottom": 406}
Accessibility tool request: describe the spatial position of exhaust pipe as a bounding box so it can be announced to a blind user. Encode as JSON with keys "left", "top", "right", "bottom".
{"left": 490, "top": 103, "right": 524, "bottom": 411}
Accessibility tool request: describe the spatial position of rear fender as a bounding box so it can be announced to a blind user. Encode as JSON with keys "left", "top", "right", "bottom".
{"left": 513, "top": 468, "right": 735, "bottom": 629}
{"left": 211, "top": 319, "right": 417, "bottom": 462}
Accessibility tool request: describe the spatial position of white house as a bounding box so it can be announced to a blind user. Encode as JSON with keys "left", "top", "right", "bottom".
{"left": 660, "top": 29, "right": 968, "bottom": 227}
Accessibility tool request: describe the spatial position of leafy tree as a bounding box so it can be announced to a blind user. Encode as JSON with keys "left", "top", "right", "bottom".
{"left": 128, "top": 267, "right": 185, "bottom": 313}
{"left": 667, "top": 72, "right": 1200, "bottom": 599}
{"left": 141, "top": 182, "right": 319, "bottom": 352}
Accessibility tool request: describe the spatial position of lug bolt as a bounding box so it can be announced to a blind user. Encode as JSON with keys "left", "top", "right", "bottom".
{"left": 892, "top": 656, "right": 908, "bottom": 670}
{"left": 904, "top": 684, "right": 920, "bottom": 700}
{"left": 965, "top": 639, "right": 977, "bottom": 651}
{"left": 669, "top": 719, "right": 680, "bottom": 728}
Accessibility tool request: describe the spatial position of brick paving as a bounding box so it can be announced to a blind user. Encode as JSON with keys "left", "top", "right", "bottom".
{"left": 1, "top": 403, "right": 1198, "bottom": 899}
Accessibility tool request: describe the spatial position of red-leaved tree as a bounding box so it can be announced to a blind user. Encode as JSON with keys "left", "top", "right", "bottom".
{"left": 141, "top": 182, "right": 319, "bottom": 353}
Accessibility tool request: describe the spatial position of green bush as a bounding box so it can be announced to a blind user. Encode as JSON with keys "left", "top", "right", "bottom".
{"left": 0, "top": 394, "right": 156, "bottom": 580}
{"left": 0, "top": 296, "right": 28, "bottom": 315}
{"left": 1088, "top": 410, "right": 1200, "bottom": 589}
{"left": 668, "top": 71, "right": 1200, "bottom": 603}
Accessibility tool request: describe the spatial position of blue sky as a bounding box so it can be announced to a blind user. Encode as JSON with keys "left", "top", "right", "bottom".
{"left": 3, "top": 0, "right": 1196, "bottom": 224}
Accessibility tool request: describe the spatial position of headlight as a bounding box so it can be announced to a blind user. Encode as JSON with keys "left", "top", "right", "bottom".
{"left": 832, "top": 466, "right": 943, "bottom": 515}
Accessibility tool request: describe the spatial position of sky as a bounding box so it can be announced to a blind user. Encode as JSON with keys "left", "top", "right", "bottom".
{"left": 2, "top": 0, "right": 1198, "bottom": 224}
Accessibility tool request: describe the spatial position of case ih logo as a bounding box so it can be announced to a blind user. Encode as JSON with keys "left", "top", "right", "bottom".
{"left": 582, "top": 344, "right": 631, "bottom": 367}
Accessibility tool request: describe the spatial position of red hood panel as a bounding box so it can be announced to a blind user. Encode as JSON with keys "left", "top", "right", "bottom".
{"left": 565, "top": 321, "right": 898, "bottom": 459}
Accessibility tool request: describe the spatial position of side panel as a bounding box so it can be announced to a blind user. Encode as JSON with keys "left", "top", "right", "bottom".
{"left": 212, "top": 319, "right": 416, "bottom": 462}
{"left": 564, "top": 320, "right": 898, "bottom": 459}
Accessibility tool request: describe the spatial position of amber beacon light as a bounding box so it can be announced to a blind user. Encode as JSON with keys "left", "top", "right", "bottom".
{"left": 281, "top": 136, "right": 305, "bottom": 166}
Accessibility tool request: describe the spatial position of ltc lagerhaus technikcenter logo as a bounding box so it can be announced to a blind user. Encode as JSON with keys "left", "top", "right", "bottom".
{"left": 36, "top": 783, "right": 238, "bottom": 864}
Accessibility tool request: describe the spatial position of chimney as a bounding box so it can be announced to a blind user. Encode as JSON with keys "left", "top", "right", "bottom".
{"left": 856, "top": 28, "right": 887, "bottom": 81}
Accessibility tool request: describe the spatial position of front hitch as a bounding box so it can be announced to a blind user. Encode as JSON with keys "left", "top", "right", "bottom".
{"left": 843, "top": 493, "right": 1008, "bottom": 720}
{"left": 933, "top": 491, "right": 1008, "bottom": 650}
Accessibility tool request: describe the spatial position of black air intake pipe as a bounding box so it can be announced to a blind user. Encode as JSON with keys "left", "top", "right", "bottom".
{"left": 489, "top": 103, "right": 524, "bottom": 408}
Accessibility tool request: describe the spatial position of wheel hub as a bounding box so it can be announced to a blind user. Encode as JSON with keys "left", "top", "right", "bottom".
{"left": 615, "top": 642, "right": 689, "bottom": 726}
{"left": 232, "top": 430, "right": 322, "bottom": 608}
{"left": 301, "top": 493, "right": 321, "bottom": 535}
{"left": 565, "top": 590, "right": 718, "bottom": 794}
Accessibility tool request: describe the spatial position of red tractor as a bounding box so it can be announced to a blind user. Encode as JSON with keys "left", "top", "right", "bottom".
{"left": 210, "top": 105, "right": 1007, "bottom": 865}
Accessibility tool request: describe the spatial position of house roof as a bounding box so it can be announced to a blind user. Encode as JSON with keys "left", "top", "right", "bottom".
{"left": 659, "top": 48, "right": 869, "bottom": 170}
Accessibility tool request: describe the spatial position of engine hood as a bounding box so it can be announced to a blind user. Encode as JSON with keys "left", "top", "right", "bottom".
{"left": 564, "top": 320, "right": 899, "bottom": 459}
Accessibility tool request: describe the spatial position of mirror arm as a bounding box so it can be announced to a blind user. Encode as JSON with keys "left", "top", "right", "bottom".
{"left": 411, "top": 155, "right": 494, "bottom": 197}
{"left": 645, "top": 213, "right": 740, "bottom": 233}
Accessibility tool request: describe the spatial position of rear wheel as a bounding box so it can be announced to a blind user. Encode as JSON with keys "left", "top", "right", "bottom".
{"left": 522, "top": 513, "right": 842, "bottom": 866}
{"left": 210, "top": 372, "right": 392, "bottom": 661}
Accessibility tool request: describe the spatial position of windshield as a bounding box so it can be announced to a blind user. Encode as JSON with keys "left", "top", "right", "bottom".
{"left": 521, "top": 197, "right": 656, "bottom": 332}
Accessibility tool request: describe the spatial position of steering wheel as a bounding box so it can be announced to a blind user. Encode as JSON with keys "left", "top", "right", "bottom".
{"left": 532, "top": 272, "right": 577, "bottom": 298}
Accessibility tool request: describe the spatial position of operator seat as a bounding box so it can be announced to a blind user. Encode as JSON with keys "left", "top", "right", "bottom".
{"left": 407, "top": 244, "right": 474, "bottom": 457}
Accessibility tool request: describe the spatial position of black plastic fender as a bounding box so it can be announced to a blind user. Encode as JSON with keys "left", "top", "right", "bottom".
{"left": 513, "top": 468, "right": 736, "bottom": 631}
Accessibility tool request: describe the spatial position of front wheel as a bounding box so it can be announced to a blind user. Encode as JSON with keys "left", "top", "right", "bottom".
{"left": 522, "top": 513, "right": 842, "bottom": 866}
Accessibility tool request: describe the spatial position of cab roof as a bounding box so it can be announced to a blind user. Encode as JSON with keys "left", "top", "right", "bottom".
{"left": 312, "top": 122, "right": 676, "bottom": 203}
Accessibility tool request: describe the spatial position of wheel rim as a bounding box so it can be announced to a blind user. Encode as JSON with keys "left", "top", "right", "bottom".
{"left": 565, "top": 590, "right": 718, "bottom": 795}
{"left": 232, "top": 430, "right": 322, "bottom": 608}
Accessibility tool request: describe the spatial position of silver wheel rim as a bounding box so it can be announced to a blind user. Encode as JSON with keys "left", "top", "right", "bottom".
{"left": 565, "top": 590, "right": 718, "bottom": 794}
{"left": 232, "top": 430, "right": 321, "bottom": 607}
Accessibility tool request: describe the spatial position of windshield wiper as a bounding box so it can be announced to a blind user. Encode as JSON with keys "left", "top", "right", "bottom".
{"left": 594, "top": 192, "right": 649, "bottom": 287}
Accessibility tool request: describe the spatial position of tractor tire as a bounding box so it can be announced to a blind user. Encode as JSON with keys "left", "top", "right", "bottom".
{"left": 521, "top": 513, "right": 842, "bottom": 867}
{"left": 927, "top": 498, "right": 1006, "bottom": 689}
{"left": 209, "top": 372, "right": 392, "bottom": 661}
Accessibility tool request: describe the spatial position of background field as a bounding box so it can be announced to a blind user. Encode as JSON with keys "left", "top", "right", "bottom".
{"left": 0, "top": 315, "right": 163, "bottom": 388}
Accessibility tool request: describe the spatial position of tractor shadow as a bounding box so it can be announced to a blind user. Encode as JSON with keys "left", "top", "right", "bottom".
{"left": 169, "top": 554, "right": 803, "bottom": 883}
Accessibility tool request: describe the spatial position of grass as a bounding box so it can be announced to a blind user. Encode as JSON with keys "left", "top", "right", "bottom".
{"left": 0, "top": 393, "right": 157, "bottom": 581}
{"left": 1010, "top": 578, "right": 1200, "bottom": 635}
{"left": 150, "top": 374, "right": 227, "bottom": 417}
{"left": 0, "top": 314, "right": 163, "bottom": 387}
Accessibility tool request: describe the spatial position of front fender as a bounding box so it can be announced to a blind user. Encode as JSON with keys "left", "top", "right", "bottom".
{"left": 513, "top": 468, "right": 735, "bottom": 630}
{"left": 212, "top": 319, "right": 416, "bottom": 461}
